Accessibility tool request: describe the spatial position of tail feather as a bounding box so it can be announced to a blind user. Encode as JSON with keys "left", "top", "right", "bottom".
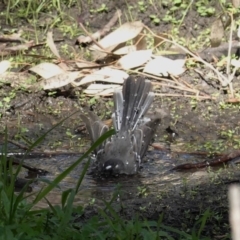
{"left": 117, "top": 77, "right": 154, "bottom": 131}
{"left": 124, "top": 78, "right": 142, "bottom": 129}
{"left": 80, "top": 114, "right": 95, "bottom": 141}
{"left": 121, "top": 76, "right": 133, "bottom": 129}
{"left": 132, "top": 92, "right": 154, "bottom": 130}
{"left": 132, "top": 128, "right": 143, "bottom": 157}
{"left": 80, "top": 113, "right": 109, "bottom": 153}
{"left": 139, "top": 117, "right": 161, "bottom": 158}
{"left": 132, "top": 80, "right": 152, "bottom": 120}
{"left": 113, "top": 89, "right": 123, "bottom": 131}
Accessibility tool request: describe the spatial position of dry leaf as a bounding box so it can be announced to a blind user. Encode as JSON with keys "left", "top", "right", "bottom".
{"left": 77, "top": 9, "right": 122, "bottom": 45}
{"left": 0, "top": 60, "right": 11, "bottom": 74}
{"left": 117, "top": 50, "right": 152, "bottom": 70}
{"left": 84, "top": 83, "right": 121, "bottom": 96}
{"left": 232, "top": 0, "right": 240, "bottom": 8}
{"left": 90, "top": 21, "right": 144, "bottom": 52}
{"left": 75, "top": 61, "right": 100, "bottom": 69}
{"left": 30, "top": 62, "right": 65, "bottom": 79}
{"left": 210, "top": 19, "right": 224, "bottom": 47}
{"left": 231, "top": 59, "right": 240, "bottom": 69}
{"left": 144, "top": 56, "right": 185, "bottom": 76}
{"left": 47, "top": 31, "right": 61, "bottom": 58}
{"left": 40, "top": 71, "right": 79, "bottom": 90}
{"left": 75, "top": 67, "right": 128, "bottom": 86}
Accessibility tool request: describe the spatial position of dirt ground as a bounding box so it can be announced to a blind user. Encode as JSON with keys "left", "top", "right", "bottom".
{"left": 0, "top": 0, "right": 240, "bottom": 238}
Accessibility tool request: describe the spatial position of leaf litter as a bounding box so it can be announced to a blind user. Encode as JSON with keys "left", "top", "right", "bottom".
{"left": 1, "top": 8, "right": 237, "bottom": 99}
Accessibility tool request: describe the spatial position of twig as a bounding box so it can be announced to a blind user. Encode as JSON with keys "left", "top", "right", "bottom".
{"left": 8, "top": 140, "right": 29, "bottom": 150}
{"left": 77, "top": 9, "right": 122, "bottom": 46}
{"left": 144, "top": 24, "right": 229, "bottom": 86}
{"left": 154, "top": 82, "right": 198, "bottom": 94}
{"left": 78, "top": 9, "right": 122, "bottom": 53}
{"left": 172, "top": 150, "right": 240, "bottom": 170}
{"left": 155, "top": 93, "right": 214, "bottom": 100}
{"left": 78, "top": 22, "right": 106, "bottom": 51}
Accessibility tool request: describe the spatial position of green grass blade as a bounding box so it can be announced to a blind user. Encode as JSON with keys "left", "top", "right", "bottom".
{"left": 32, "top": 129, "right": 115, "bottom": 206}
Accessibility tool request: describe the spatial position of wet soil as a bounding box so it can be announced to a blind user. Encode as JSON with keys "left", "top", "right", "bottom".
{"left": 1, "top": 82, "right": 239, "bottom": 238}
{"left": 0, "top": 0, "right": 239, "bottom": 238}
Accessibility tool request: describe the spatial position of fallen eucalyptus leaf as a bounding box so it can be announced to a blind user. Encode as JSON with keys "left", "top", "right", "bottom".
{"left": 30, "top": 62, "right": 65, "bottom": 79}
{"left": 90, "top": 21, "right": 144, "bottom": 52}
{"left": 75, "top": 67, "right": 128, "bottom": 86}
{"left": 144, "top": 56, "right": 185, "bottom": 76}
{"left": 117, "top": 50, "right": 152, "bottom": 70}
{"left": 47, "top": 31, "right": 61, "bottom": 58}
{"left": 0, "top": 60, "right": 11, "bottom": 74}
{"left": 84, "top": 83, "right": 121, "bottom": 96}
{"left": 40, "top": 71, "right": 79, "bottom": 90}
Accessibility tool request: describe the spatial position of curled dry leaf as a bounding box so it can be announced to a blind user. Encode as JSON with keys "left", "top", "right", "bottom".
{"left": 117, "top": 49, "right": 152, "bottom": 70}
{"left": 144, "top": 56, "right": 185, "bottom": 76}
{"left": 84, "top": 83, "right": 121, "bottom": 96}
{"left": 74, "top": 67, "right": 128, "bottom": 86}
{"left": 47, "top": 31, "right": 61, "bottom": 59}
{"left": 29, "top": 62, "right": 65, "bottom": 79}
{"left": 90, "top": 21, "right": 144, "bottom": 52}
{"left": 40, "top": 71, "right": 79, "bottom": 90}
{"left": 0, "top": 60, "right": 11, "bottom": 74}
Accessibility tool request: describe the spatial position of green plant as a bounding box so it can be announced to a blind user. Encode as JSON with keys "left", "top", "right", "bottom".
{"left": 137, "top": 185, "right": 149, "bottom": 197}
{"left": 162, "top": 12, "right": 179, "bottom": 24}
{"left": 138, "top": 1, "right": 147, "bottom": 12}
{"left": 5, "top": 0, "right": 62, "bottom": 23}
{"left": 90, "top": 3, "right": 108, "bottom": 13}
{"left": 149, "top": 14, "right": 160, "bottom": 25}
{"left": 0, "top": 115, "right": 115, "bottom": 239}
{"left": 196, "top": 1, "right": 215, "bottom": 17}
{"left": 220, "top": 129, "right": 235, "bottom": 139}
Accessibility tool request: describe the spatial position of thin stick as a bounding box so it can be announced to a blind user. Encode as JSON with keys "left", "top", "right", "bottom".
{"left": 155, "top": 93, "right": 215, "bottom": 100}
{"left": 144, "top": 24, "right": 228, "bottom": 86}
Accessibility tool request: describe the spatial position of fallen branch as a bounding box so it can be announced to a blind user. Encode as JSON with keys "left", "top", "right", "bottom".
{"left": 172, "top": 150, "right": 240, "bottom": 170}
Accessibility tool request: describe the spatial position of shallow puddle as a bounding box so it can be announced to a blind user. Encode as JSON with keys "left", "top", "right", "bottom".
{"left": 19, "top": 147, "right": 239, "bottom": 209}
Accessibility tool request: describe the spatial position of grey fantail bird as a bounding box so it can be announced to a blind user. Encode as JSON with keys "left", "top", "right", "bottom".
{"left": 80, "top": 76, "right": 161, "bottom": 175}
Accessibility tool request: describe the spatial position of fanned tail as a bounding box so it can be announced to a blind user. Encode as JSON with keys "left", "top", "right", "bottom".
{"left": 115, "top": 76, "right": 154, "bottom": 131}
{"left": 81, "top": 76, "right": 161, "bottom": 175}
